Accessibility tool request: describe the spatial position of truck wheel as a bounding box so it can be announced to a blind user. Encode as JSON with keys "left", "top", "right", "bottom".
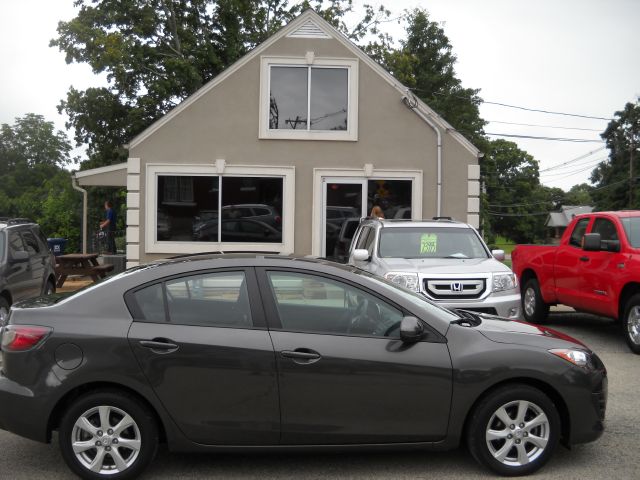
{"left": 622, "top": 293, "right": 640, "bottom": 354}
{"left": 522, "top": 279, "right": 549, "bottom": 324}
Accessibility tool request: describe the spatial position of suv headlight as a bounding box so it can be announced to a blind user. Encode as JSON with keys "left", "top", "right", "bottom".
{"left": 493, "top": 273, "right": 517, "bottom": 292}
{"left": 384, "top": 272, "right": 419, "bottom": 292}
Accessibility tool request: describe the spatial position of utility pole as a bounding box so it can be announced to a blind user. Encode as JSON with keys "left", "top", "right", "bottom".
{"left": 631, "top": 142, "right": 636, "bottom": 208}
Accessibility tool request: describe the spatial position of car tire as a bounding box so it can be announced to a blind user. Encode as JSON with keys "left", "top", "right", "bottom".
{"left": 467, "top": 384, "right": 560, "bottom": 476}
{"left": 521, "top": 279, "right": 549, "bottom": 324}
{"left": 58, "top": 390, "right": 159, "bottom": 480}
{"left": 44, "top": 279, "right": 56, "bottom": 296}
{"left": 622, "top": 293, "right": 640, "bottom": 354}
{"left": 0, "top": 296, "right": 10, "bottom": 327}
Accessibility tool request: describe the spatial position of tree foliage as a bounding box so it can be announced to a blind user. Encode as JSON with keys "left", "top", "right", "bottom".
{"left": 0, "top": 115, "right": 83, "bottom": 251}
{"left": 369, "top": 8, "right": 485, "bottom": 146}
{"left": 590, "top": 99, "right": 640, "bottom": 210}
{"left": 52, "top": 0, "right": 392, "bottom": 167}
{"left": 481, "top": 139, "right": 552, "bottom": 243}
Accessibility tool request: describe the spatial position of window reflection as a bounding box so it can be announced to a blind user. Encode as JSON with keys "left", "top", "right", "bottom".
{"left": 269, "top": 66, "right": 349, "bottom": 132}
{"left": 310, "top": 68, "right": 348, "bottom": 131}
{"left": 157, "top": 175, "right": 283, "bottom": 244}
{"left": 368, "top": 180, "right": 412, "bottom": 220}
{"left": 270, "top": 67, "right": 308, "bottom": 130}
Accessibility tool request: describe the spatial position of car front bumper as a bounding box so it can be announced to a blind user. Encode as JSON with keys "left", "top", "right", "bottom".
{"left": 425, "top": 292, "right": 522, "bottom": 319}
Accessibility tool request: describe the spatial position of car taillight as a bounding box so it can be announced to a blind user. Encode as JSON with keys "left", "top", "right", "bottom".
{"left": 1, "top": 325, "right": 52, "bottom": 352}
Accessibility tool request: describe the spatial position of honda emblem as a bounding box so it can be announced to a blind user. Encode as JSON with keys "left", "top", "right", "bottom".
{"left": 450, "top": 282, "right": 463, "bottom": 292}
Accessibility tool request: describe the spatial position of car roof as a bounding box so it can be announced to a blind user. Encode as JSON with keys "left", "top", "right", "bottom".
{"left": 0, "top": 218, "right": 38, "bottom": 231}
{"left": 362, "top": 218, "right": 472, "bottom": 229}
{"left": 574, "top": 210, "right": 640, "bottom": 219}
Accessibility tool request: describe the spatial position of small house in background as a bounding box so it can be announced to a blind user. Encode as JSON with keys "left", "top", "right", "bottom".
{"left": 73, "top": 10, "right": 481, "bottom": 266}
{"left": 545, "top": 205, "right": 594, "bottom": 243}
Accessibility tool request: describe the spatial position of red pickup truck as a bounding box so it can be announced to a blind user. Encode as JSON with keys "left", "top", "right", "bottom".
{"left": 511, "top": 211, "right": 640, "bottom": 354}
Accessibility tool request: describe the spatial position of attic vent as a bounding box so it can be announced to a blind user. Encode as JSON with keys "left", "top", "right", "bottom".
{"left": 287, "top": 19, "right": 331, "bottom": 39}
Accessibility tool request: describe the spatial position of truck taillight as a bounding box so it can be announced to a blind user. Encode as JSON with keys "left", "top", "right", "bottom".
{"left": 1, "top": 325, "right": 52, "bottom": 352}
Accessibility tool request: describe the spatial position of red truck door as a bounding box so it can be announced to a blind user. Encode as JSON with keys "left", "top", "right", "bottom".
{"left": 577, "top": 217, "right": 624, "bottom": 317}
{"left": 554, "top": 217, "right": 591, "bottom": 308}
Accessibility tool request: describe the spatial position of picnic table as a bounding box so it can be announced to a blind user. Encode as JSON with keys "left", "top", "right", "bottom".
{"left": 55, "top": 253, "right": 114, "bottom": 288}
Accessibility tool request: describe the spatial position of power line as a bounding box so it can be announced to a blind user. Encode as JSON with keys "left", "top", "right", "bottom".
{"left": 540, "top": 157, "right": 608, "bottom": 177}
{"left": 539, "top": 147, "right": 607, "bottom": 172}
{"left": 486, "top": 132, "right": 604, "bottom": 143}
{"left": 483, "top": 101, "right": 612, "bottom": 121}
{"left": 419, "top": 89, "right": 612, "bottom": 120}
{"left": 486, "top": 120, "right": 604, "bottom": 132}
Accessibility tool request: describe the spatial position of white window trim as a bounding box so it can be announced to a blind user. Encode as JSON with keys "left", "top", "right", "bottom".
{"left": 145, "top": 164, "right": 295, "bottom": 255}
{"left": 259, "top": 56, "right": 358, "bottom": 141}
{"left": 311, "top": 168, "right": 423, "bottom": 256}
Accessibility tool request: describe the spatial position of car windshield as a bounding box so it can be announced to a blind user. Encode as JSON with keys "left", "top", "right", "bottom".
{"left": 621, "top": 217, "right": 640, "bottom": 248}
{"left": 378, "top": 227, "right": 489, "bottom": 259}
{"left": 353, "top": 267, "right": 461, "bottom": 323}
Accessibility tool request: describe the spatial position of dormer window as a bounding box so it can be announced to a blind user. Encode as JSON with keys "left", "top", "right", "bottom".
{"left": 260, "top": 56, "right": 358, "bottom": 141}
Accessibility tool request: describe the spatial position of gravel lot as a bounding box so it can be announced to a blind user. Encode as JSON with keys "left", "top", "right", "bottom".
{"left": 2, "top": 309, "right": 638, "bottom": 479}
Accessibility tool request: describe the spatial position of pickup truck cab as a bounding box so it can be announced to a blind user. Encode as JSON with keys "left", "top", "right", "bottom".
{"left": 512, "top": 211, "right": 640, "bottom": 353}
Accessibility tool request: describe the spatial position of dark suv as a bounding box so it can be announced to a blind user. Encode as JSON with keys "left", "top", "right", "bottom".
{"left": 0, "top": 218, "right": 56, "bottom": 325}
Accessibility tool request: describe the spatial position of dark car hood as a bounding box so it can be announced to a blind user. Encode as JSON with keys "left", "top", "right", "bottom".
{"left": 459, "top": 312, "right": 588, "bottom": 350}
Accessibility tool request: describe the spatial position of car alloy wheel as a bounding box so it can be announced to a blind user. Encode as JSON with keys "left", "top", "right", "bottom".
{"left": 71, "top": 405, "right": 141, "bottom": 474}
{"left": 485, "top": 400, "right": 550, "bottom": 466}
{"left": 521, "top": 279, "right": 548, "bottom": 324}
{"left": 59, "top": 390, "right": 158, "bottom": 480}
{"left": 0, "top": 297, "right": 9, "bottom": 327}
{"left": 523, "top": 288, "right": 536, "bottom": 318}
{"left": 467, "top": 384, "right": 559, "bottom": 476}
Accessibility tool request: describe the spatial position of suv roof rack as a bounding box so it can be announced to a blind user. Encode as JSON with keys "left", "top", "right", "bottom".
{"left": 0, "top": 217, "right": 35, "bottom": 225}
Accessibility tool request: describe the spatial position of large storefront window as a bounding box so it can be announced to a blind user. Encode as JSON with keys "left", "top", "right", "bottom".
{"left": 157, "top": 176, "right": 283, "bottom": 243}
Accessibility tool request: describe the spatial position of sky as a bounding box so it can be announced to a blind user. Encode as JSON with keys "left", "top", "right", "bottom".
{"left": 1, "top": 0, "right": 639, "bottom": 191}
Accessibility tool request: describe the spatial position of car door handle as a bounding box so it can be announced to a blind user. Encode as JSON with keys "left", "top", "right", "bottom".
{"left": 281, "top": 348, "right": 322, "bottom": 364}
{"left": 139, "top": 338, "right": 179, "bottom": 353}
{"left": 579, "top": 256, "right": 589, "bottom": 262}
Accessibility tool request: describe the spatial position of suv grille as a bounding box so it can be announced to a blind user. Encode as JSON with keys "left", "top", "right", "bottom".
{"left": 423, "top": 278, "right": 486, "bottom": 299}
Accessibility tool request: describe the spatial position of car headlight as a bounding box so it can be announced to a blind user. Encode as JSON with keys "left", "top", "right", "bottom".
{"left": 493, "top": 273, "right": 517, "bottom": 292}
{"left": 549, "top": 348, "right": 592, "bottom": 368}
{"left": 384, "top": 272, "right": 419, "bottom": 292}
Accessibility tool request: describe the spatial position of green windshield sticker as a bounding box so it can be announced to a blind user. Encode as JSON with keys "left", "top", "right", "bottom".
{"left": 420, "top": 234, "right": 438, "bottom": 253}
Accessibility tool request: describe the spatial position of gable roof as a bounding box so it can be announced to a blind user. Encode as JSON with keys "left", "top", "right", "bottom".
{"left": 545, "top": 205, "right": 594, "bottom": 227}
{"left": 128, "top": 10, "right": 480, "bottom": 156}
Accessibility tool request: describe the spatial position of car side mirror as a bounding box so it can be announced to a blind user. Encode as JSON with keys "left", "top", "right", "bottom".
{"left": 352, "top": 249, "right": 370, "bottom": 262}
{"left": 582, "top": 233, "right": 601, "bottom": 251}
{"left": 11, "top": 250, "right": 29, "bottom": 263}
{"left": 492, "top": 249, "right": 505, "bottom": 261}
{"left": 400, "top": 316, "right": 424, "bottom": 343}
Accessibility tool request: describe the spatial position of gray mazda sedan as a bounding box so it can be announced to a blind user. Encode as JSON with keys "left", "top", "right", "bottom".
{"left": 0, "top": 254, "right": 606, "bottom": 479}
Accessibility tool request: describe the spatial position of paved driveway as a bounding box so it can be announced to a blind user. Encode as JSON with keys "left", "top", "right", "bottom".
{"left": 2, "top": 310, "right": 638, "bottom": 479}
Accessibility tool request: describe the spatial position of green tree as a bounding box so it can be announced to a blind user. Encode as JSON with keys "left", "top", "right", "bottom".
{"left": 564, "top": 183, "right": 593, "bottom": 206}
{"left": 0, "top": 114, "right": 82, "bottom": 251}
{"left": 51, "top": 0, "right": 391, "bottom": 168}
{"left": 591, "top": 99, "right": 640, "bottom": 210}
{"left": 369, "top": 8, "right": 485, "bottom": 146}
{"left": 481, "top": 139, "right": 550, "bottom": 243}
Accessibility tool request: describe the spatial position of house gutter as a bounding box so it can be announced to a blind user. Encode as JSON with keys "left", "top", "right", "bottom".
{"left": 402, "top": 92, "right": 443, "bottom": 217}
{"left": 71, "top": 175, "right": 88, "bottom": 254}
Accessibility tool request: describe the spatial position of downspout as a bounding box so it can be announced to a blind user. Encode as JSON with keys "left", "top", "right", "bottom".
{"left": 402, "top": 91, "right": 443, "bottom": 217}
{"left": 71, "top": 175, "right": 88, "bottom": 254}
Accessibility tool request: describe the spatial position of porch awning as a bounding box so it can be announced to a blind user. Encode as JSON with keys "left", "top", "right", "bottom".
{"left": 75, "top": 163, "right": 127, "bottom": 187}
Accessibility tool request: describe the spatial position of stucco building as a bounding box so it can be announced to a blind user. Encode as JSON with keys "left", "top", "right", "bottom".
{"left": 75, "top": 10, "right": 481, "bottom": 267}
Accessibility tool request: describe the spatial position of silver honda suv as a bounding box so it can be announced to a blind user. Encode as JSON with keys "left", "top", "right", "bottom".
{"left": 347, "top": 218, "right": 521, "bottom": 318}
